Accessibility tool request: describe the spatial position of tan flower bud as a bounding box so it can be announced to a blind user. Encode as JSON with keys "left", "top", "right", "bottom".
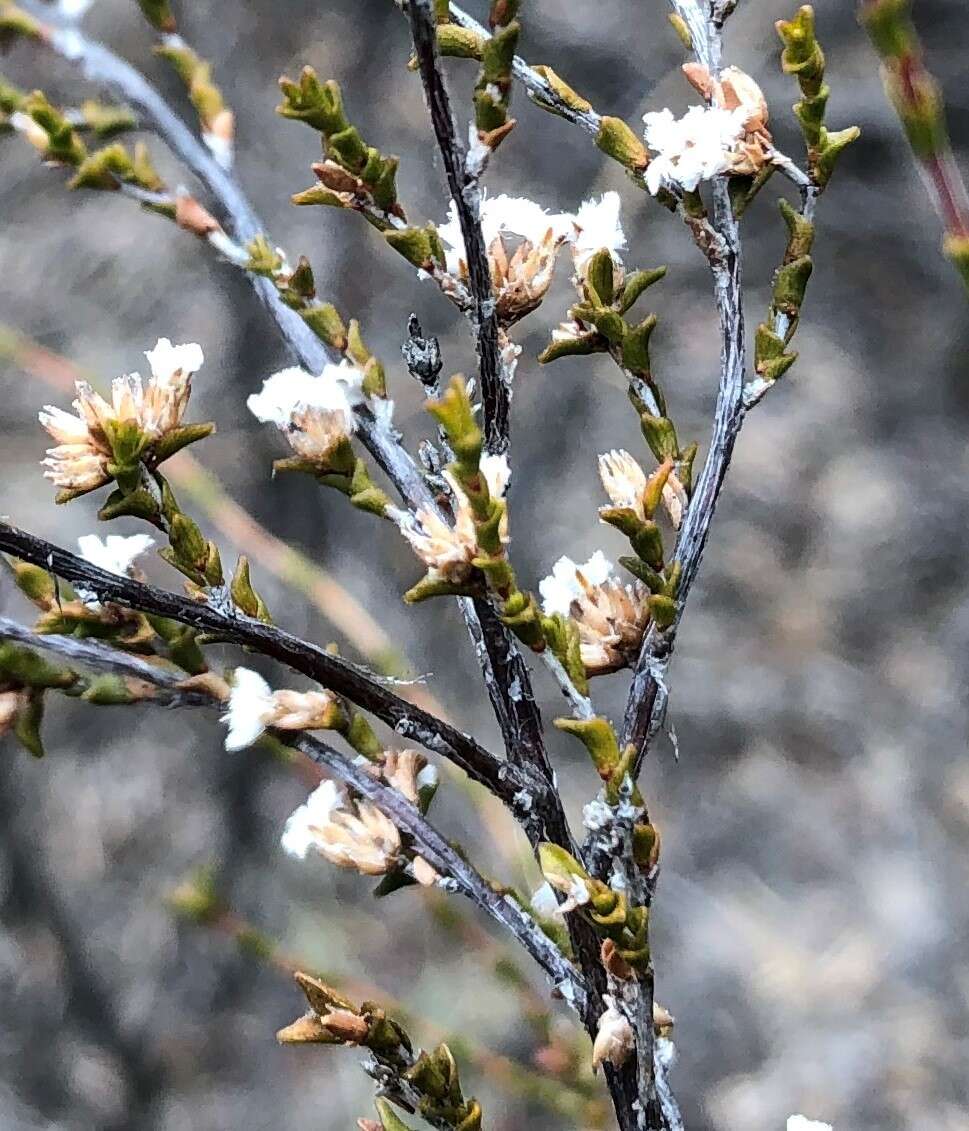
{"left": 411, "top": 855, "right": 440, "bottom": 887}
{"left": 591, "top": 996, "right": 635, "bottom": 1073}
{"left": 175, "top": 194, "right": 221, "bottom": 236}
{"left": 320, "top": 1008, "right": 370, "bottom": 1045}
{"left": 276, "top": 1011, "right": 335, "bottom": 1044}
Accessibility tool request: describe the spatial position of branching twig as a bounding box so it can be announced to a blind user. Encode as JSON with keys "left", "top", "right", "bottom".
{"left": 16, "top": 1, "right": 568, "bottom": 858}
{"left": 0, "top": 616, "right": 586, "bottom": 1010}
{"left": 0, "top": 521, "right": 541, "bottom": 813}
{"left": 407, "top": 0, "right": 508, "bottom": 455}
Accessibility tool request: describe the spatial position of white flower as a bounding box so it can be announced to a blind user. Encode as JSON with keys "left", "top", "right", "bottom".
{"left": 539, "top": 551, "right": 613, "bottom": 617}
{"left": 222, "top": 667, "right": 276, "bottom": 751}
{"left": 592, "top": 996, "right": 635, "bottom": 1072}
{"left": 434, "top": 192, "right": 572, "bottom": 324}
{"left": 39, "top": 338, "right": 203, "bottom": 494}
{"left": 540, "top": 550, "right": 651, "bottom": 675}
{"left": 530, "top": 881, "right": 562, "bottom": 920}
{"left": 281, "top": 779, "right": 345, "bottom": 859}
{"left": 247, "top": 361, "right": 363, "bottom": 463}
{"left": 281, "top": 779, "right": 401, "bottom": 875}
{"left": 246, "top": 362, "right": 360, "bottom": 428}
{"left": 571, "top": 191, "right": 627, "bottom": 273}
{"left": 77, "top": 533, "right": 155, "bottom": 577}
{"left": 220, "top": 668, "right": 340, "bottom": 751}
{"left": 399, "top": 455, "right": 510, "bottom": 581}
{"left": 436, "top": 192, "right": 571, "bottom": 274}
{"left": 787, "top": 1119, "right": 832, "bottom": 1131}
{"left": 643, "top": 105, "right": 746, "bottom": 194}
{"left": 144, "top": 338, "right": 205, "bottom": 387}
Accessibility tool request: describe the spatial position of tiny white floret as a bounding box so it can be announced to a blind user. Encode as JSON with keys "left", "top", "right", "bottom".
{"left": 221, "top": 667, "right": 275, "bottom": 751}
{"left": 571, "top": 191, "right": 627, "bottom": 271}
{"left": 281, "top": 779, "right": 345, "bottom": 860}
{"left": 77, "top": 533, "right": 155, "bottom": 577}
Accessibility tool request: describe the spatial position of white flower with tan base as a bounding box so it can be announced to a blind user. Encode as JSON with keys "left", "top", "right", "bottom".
{"left": 399, "top": 453, "right": 511, "bottom": 584}
{"left": 39, "top": 338, "right": 204, "bottom": 495}
{"left": 540, "top": 551, "right": 651, "bottom": 675}
{"left": 221, "top": 667, "right": 342, "bottom": 751}
{"left": 434, "top": 192, "right": 574, "bottom": 324}
{"left": 281, "top": 779, "right": 401, "bottom": 876}
{"left": 247, "top": 361, "right": 363, "bottom": 463}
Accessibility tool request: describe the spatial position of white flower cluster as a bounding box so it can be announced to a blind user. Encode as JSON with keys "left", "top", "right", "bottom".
{"left": 787, "top": 1119, "right": 832, "bottom": 1131}
{"left": 435, "top": 192, "right": 573, "bottom": 277}
{"left": 540, "top": 551, "right": 651, "bottom": 676}
{"left": 642, "top": 65, "right": 773, "bottom": 195}
{"left": 430, "top": 191, "right": 628, "bottom": 321}
{"left": 643, "top": 105, "right": 747, "bottom": 194}
{"left": 247, "top": 360, "right": 369, "bottom": 462}
{"left": 39, "top": 338, "right": 204, "bottom": 492}
{"left": 539, "top": 550, "right": 613, "bottom": 618}
{"left": 398, "top": 452, "right": 511, "bottom": 582}
{"left": 281, "top": 778, "right": 401, "bottom": 876}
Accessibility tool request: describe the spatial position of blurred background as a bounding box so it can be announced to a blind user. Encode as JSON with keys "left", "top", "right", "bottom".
{"left": 2, "top": 1, "right": 969, "bottom": 1128}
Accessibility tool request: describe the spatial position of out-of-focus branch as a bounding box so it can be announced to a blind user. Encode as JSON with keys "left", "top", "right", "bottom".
{"left": 178, "top": 895, "right": 602, "bottom": 1124}
{"left": 859, "top": 0, "right": 969, "bottom": 292}
{"left": 406, "top": 0, "right": 508, "bottom": 455}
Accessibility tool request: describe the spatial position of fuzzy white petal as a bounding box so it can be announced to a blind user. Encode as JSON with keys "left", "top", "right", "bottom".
{"left": 144, "top": 338, "right": 204, "bottom": 384}
{"left": 281, "top": 779, "right": 345, "bottom": 859}
{"left": 572, "top": 191, "right": 627, "bottom": 269}
{"left": 643, "top": 105, "right": 746, "bottom": 194}
{"left": 221, "top": 667, "right": 275, "bottom": 751}
{"left": 787, "top": 1118, "right": 832, "bottom": 1131}
{"left": 77, "top": 533, "right": 155, "bottom": 576}
{"left": 480, "top": 452, "right": 511, "bottom": 499}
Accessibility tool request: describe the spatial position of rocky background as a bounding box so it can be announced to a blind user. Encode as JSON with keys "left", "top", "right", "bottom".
{"left": 2, "top": 1, "right": 969, "bottom": 1129}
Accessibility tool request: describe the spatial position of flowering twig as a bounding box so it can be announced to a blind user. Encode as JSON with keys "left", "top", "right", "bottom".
{"left": 0, "top": 615, "right": 586, "bottom": 1012}
{"left": 406, "top": 0, "right": 508, "bottom": 455}
{"left": 12, "top": 0, "right": 569, "bottom": 866}
{"left": 0, "top": 521, "right": 547, "bottom": 816}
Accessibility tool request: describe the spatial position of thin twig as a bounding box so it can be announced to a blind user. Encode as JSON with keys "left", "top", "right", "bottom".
{"left": 0, "top": 616, "right": 213, "bottom": 707}
{"left": 0, "top": 520, "right": 545, "bottom": 814}
{"left": 406, "top": 0, "right": 508, "bottom": 453}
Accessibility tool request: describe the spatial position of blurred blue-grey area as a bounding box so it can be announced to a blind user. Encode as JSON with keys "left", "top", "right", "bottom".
{"left": 2, "top": 1, "right": 969, "bottom": 1128}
